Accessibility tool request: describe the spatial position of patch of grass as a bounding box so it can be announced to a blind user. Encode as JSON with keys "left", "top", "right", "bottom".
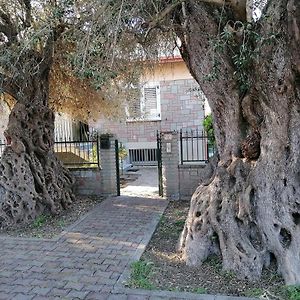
{"left": 204, "top": 255, "right": 222, "bottom": 272}
{"left": 192, "top": 287, "right": 207, "bottom": 294}
{"left": 244, "top": 288, "right": 264, "bottom": 298}
{"left": 174, "top": 209, "right": 186, "bottom": 218}
{"left": 222, "top": 270, "right": 236, "bottom": 280}
{"left": 174, "top": 219, "right": 186, "bottom": 227}
{"left": 159, "top": 215, "right": 167, "bottom": 225}
{"left": 58, "top": 220, "right": 66, "bottom": 228}
{"left": 281, "top": 285, "right": 300, "bottom": 300}
{"left": 129, "top": 261, "right": 156, "bottom": 290}
{"left": 32, "top": 215, "right": 48, "bottom": 228}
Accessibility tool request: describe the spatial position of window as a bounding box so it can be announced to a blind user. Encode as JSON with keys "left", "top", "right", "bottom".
{"left": 127, "top": 83, "right": 161, "bottom": 121}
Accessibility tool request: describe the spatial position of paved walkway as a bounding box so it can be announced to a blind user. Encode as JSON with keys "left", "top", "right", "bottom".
{"left": 121, "top": 167, "right": 159, "bottom": 198}
{"left": 0, "top": 195, "right": 255, "bottom": 300}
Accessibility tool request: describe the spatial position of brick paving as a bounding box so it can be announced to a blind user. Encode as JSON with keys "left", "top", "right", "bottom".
{"left": 0, "top": 195, "right": 255, "bottom": 300}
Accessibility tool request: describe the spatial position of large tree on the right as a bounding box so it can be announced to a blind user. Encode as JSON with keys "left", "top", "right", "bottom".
{"left": 173, "top": 0, "right": 300, "bottom": 284}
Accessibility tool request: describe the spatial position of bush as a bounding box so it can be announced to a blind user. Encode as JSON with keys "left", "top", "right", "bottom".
{"left": 203, "top": 114, "right": 215, "bottom": 146}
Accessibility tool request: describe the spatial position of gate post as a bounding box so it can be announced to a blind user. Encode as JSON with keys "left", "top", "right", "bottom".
{"left": 99, "top": 134, "right": 118, "bottom": 196}
{"left": 161, "top": 131, "right": 180, "bottom": 200}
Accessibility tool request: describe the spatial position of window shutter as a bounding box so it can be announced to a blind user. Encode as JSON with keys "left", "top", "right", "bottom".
{"left": 126, "top": 84, "right": 161, "bottom": 121}
{"left": 143, "top": 85, "right": 160, "bottom": 119}
{"left": 128, "top": 97, "right": 142, "bottom": 118}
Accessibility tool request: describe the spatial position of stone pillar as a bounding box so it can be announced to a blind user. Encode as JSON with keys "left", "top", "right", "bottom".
{"left": 99, "top": 135, "right": 118, "bottom": 196}
{"left": 161, "top": 131, "right": 180, "bottom": 200}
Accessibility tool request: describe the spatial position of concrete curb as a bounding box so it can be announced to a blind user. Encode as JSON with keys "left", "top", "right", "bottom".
{"left": 112, "top": 287, "right": 258, "bottom": 300}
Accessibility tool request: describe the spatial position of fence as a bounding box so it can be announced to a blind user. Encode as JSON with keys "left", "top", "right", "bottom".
{"left": 0, "top": 138, "right": 100, "bottom": 169}
{"left": 54, "top": 139, "right": 99, "bottom": 168}
{"left": 128, "top": 148, "right": 157, "bottom": 165}
{"left": 179, "top": 129, "right": 215, "bottom": 164}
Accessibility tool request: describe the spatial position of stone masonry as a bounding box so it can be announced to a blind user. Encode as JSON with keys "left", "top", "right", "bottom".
{"left": 69, "top": 135, "right": 118, "bottom": 197}
{"left": 94, "top": 79, "right": 204, "bottom": 146}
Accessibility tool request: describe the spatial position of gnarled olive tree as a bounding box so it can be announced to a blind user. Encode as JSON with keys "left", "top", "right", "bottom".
{"left": 172, "top": 0, "right": 300, "bottom": 284}
{"left": 107, "top": 0, "right": 299, "bottom": 284}
{"left": 0, "top": 0, "right": 146, "bottom": 228}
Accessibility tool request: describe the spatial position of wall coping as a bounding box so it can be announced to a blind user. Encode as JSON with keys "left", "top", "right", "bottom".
{"left": 178, "top": 164, "right": 206, "bottom": 169}
{"left": 69, "top": 167, "right": 101, "bottom": 172}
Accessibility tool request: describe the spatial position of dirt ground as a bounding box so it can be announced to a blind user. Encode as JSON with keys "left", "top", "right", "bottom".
{"left": 140, "top": 201, "right": 286, "bottom": 298}
{"left": 0, "top": 195, "right": 104, "bottom": 239}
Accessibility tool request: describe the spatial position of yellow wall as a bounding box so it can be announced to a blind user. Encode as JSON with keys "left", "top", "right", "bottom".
{"left": 142, "top": 60, "right": 193, "bottom": 83}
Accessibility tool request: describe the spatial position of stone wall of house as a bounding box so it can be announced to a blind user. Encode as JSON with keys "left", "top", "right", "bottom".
{"left": 93, "top": 78, "right": 205, "bottom": 148}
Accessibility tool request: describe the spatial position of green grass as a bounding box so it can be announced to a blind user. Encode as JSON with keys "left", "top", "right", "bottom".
{"left": 58, "top": 220, "right": 66, "bottom": 228}
{"left": 281, "top": 286, "right": 300, "bottom": 300}
{"left": 192, "top": 287, "right": 207, "bottom": 294}
{"left": 129, "top": 261, "right": 156, "bottom": 290}
{"left": 204, "top": 255, "right": 222, "bottom": 271}
{"left": 32, "top": 215, "right": 48, "bottom": 228}
{"left": 174, "top": 219, "right": 186, "bottom": 227}
{"left": 244, "top": 288, "right": 264, "bottom": 298}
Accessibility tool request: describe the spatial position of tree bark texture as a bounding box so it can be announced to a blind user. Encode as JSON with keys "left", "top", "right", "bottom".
{"left": 177, "top": 0, "right": 300, "bottom": 284}
{"left": 0, "top": 68, "right": 75, "bottom": 228}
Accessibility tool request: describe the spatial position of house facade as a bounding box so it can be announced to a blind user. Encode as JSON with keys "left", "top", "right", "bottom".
{"left": 91, "top": 56, "right": 206, "bottom": 166}
{"left": 0, "top": 57, "right": 207, "bottom": 167}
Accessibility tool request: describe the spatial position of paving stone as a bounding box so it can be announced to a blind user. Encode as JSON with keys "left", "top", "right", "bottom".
{"left": 86, "top": 292, "right": 110, "bottom": 300}
{"left": 31, "top": 287, "right": 51, "bottom": 296}
{"left": 67, "top": 290, "right": 90, "bottom": 299}
{"left": 47, "top": 288, "right": 71, "bottom": 297}
{"left": 127, "top": 295, "right": 150, "bottom": 300}
{"left": 0, "top": 196, "right": 255, "bottom": 300}
{"left": 64, "top": 282, "right": 84, "bottom": 291}
{"left": 11, "top": 294, "right": 36, "bottom": 300}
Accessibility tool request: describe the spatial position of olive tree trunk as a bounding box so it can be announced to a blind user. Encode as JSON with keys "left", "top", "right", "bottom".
{"left": 0, "top": 69, "right": 75, "bottom": 228}
{"left": 177, "top": 0, "right": 300, "bottom": 284}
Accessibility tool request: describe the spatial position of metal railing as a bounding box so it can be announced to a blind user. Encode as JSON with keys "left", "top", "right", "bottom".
{"left": 54, "top": 138, "right": 100, "bottom": 168}
{"left": 0, "top": 138, "right": 100, "bottom": 169}
{"left": 129, "top": 148, "right": 157, "bottom": 165}
{"left": 180, "top": 129, "right": 215, "bottom": 164}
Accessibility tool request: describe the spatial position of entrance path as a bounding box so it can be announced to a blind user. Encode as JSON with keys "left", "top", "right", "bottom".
{"left": 0, "top": 195, "right": 255, "bottom": 300}
{"left": 121, "top": 167, "right": 158, "bottom": 198}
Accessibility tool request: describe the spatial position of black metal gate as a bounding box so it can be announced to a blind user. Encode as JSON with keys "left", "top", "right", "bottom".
{"left": 115, "top": 139, "right": 121, "bottom": 196}
{"left": 157, "top": 132, "right": 163, "bottom": 196}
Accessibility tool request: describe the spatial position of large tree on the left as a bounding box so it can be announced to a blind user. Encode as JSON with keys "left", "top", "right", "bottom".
{"left": 0, "top": 0, "right": 142, "bottom": 228}
{"left": 0, "top": 0, "right": 77, "bottom": 227}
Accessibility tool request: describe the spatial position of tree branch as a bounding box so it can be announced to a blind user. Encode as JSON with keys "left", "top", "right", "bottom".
{"left": 0, "top": 73, "right": 18, "bottom": 99}
{"left": 0, "top": 9, "right": 18, "bottom": 43}
{"left": 40, "top": 24, "right": 66, "bottom": 73}
{"left": 144, "top": 0, "right": 185, "bottom": 39}
{"left": 198, "top": 0, "right": 247, "bottom": 21}
{"left": 18, "top": 0, "right": 32, "bottom": 27}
